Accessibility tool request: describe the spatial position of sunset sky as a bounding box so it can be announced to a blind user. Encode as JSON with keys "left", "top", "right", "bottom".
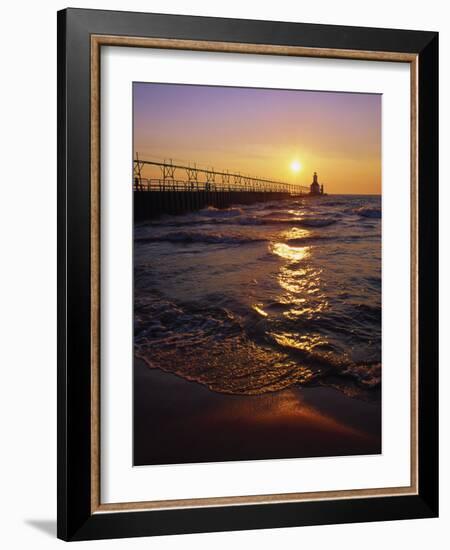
{"left": 133, "top": 83, "right": 381, "bottom": 195}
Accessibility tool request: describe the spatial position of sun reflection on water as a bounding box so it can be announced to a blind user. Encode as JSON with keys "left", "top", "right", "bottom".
{"left": 277, "top": 264, "right": 329, "bottom": 319}
{"left": 271, "top": 242, "right": 311, "bottom": 262}
{"left": 269, "top": 235, "right": 329, "bottom": 324}
{"left": 252, "top": 304, "right": 268, "bottom": 317}
{"left": 282, "top": 227, "right": 311, "bottom": 240}
{"left": 270, "top": 331, "right": 328, "bottom": 354}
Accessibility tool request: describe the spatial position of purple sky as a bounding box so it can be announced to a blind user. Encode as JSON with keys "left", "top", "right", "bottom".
{"left": 133, "top": 83, "right": 381, "bottom": 194}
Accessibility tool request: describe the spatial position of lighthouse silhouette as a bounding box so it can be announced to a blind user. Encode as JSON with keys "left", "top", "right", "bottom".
{"left": 310, "top": 172, "right": 324, "bottom": 195}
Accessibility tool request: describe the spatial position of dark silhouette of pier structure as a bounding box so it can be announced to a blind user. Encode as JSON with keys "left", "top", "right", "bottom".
{"left": 133, "top": 156, "right": 309, "bottom": 220}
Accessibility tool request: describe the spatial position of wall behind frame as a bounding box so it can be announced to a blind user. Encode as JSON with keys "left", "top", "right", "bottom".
{"left": 0, "top": 0, "right": 446, "bottom": 549}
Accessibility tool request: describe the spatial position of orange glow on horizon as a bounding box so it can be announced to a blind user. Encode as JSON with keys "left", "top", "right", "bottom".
{"left": 134, "top": 84, "right": 382, "bottom": 195}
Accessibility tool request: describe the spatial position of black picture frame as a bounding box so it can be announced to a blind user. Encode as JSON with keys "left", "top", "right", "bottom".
{"left": 57, "top": 7, "right": 438, "bottom": 541}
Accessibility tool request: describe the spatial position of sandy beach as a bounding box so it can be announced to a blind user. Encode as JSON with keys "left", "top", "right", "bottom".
{"left": 133, "top": 358, "right": 381, "bottom": 466}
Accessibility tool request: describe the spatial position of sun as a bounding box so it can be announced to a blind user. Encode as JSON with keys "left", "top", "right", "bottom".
{"left": 290, "top": 160, "right": 302, "bottom": 173}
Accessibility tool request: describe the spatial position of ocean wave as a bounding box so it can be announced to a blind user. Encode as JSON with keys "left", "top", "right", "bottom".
{"left": 135, "top": 297, "right": 381, "bottom": 397}
{"left": 296, "top": 217, "right": 338, "bottom": 227}
{"left": 341, "top": 363, "right": 381, "bottom": 387}
{"left": 353, "top": 303, "right": 381, "bottom": 323}
{"left": 354, "top": 207, "right": 381, "bottom": 219}
{"left": 286, "top": 235, "right": 331, "bottom": 245}
{"left": 242, "top": 216, "right": 338, "bottom": 227}
{"left": 286, "top": 233, "right": 374, "bottom": 245}
{"left": 135, "top": 231, "right": 264, "bottom": 245}
{"left": 260, "top": 201, "right": 300, "bottom": 210}
{"left": 200, "top": 206, "right": 244, "bottom": 218}
{"left": 261, "top": 210, "right": 294, "bottom": 218}
{"left": 318, "top": 200, "right": 345, "bottom": 206}
{"left": 139, "top": 213, "right": 339, "bottom": 230}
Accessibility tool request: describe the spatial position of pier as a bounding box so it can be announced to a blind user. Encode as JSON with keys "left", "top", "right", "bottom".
{"left": 133, "top": 157, "right": 309, "bottom": 220}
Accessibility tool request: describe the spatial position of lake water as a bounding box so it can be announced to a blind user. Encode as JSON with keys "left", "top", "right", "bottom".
{"left": 134, "top": 195, "right": 381, "bottom": 399}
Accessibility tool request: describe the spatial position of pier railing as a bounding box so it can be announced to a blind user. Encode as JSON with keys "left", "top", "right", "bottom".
{"left": 133, "top": 157, "right": 308, "bottom": 195}
{"left": 133, "top": 177, "right": 305, "bottom": 194}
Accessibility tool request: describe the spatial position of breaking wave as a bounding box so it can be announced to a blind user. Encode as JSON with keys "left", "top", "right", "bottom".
{"left": 135, "top": 297, "right": 381, "bottom": 396}
{"left": 238, "top": 216, "right": 339, "bottom": 227}
{"left": 135, "top": 231, "right": 264, "bottom": 246}
{"left": 354, "top": 206, "right": 381, "bottom": 219}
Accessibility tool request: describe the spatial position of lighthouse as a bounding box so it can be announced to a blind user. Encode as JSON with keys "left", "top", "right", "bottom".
{"left": 310, "top": 172, "right": 324, "bottom": 195}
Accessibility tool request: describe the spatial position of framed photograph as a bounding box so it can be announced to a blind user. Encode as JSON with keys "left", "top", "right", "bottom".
{"left": 57, "top": 8, "right": 438, "bottom": 541}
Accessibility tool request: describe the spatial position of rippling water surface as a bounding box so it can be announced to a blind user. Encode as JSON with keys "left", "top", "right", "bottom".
{"left": 134, "top": 195, "right": 381, "bottom": 398}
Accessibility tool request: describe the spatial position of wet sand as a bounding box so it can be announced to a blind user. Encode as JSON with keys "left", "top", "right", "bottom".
{"left": 133, "top": 358, "right": 381, "bottom": 466}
